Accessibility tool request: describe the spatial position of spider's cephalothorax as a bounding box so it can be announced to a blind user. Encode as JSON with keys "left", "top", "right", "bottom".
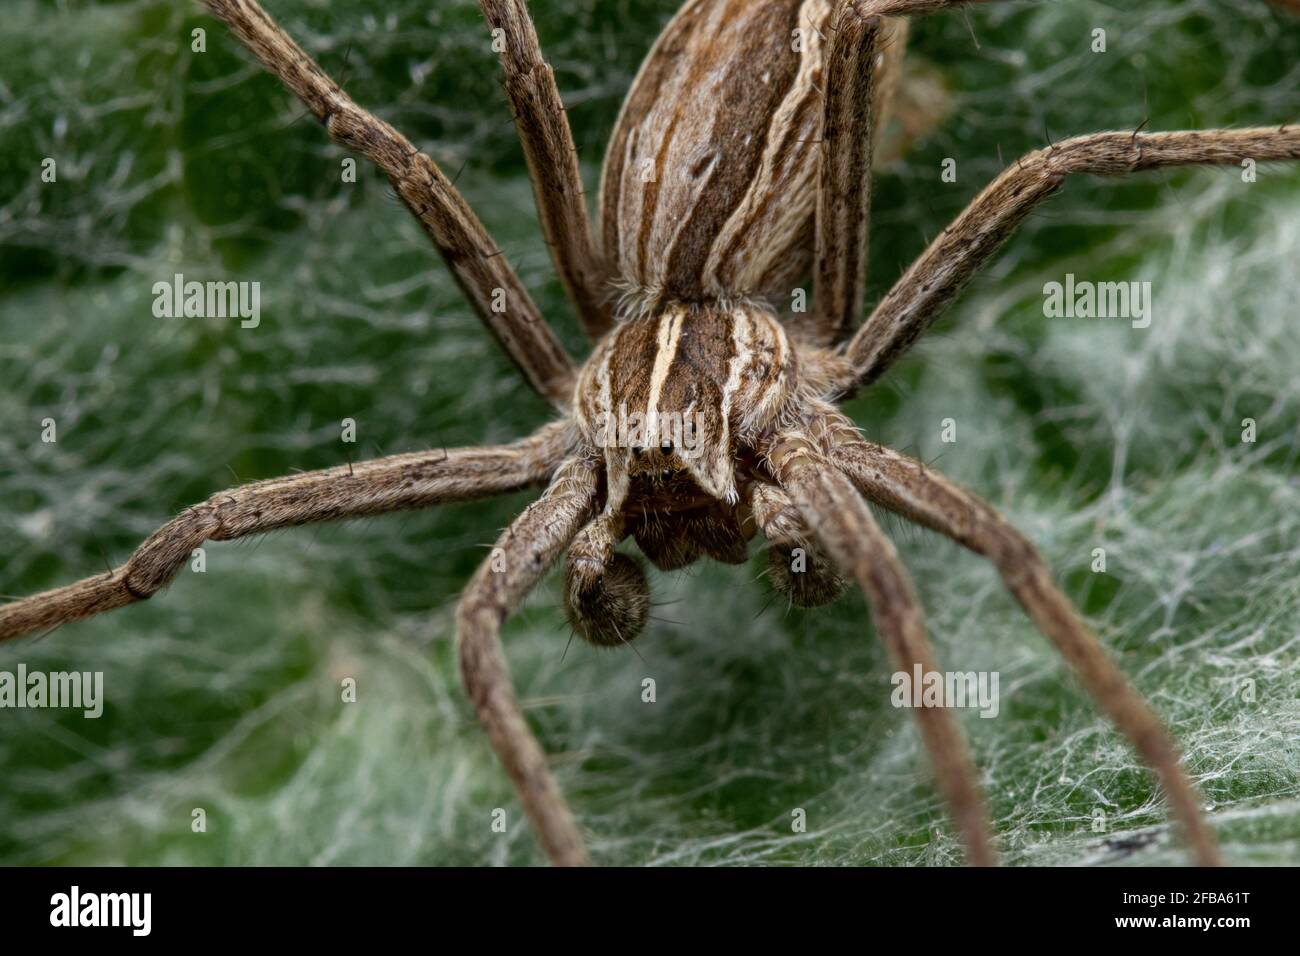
{"left": 6, "top": 0, "right": 1294, "bottom": 868}
{"left": 569, "top": 303, "right": 823, "bottom": 646}
{"left": 577, "top": 305, "right": 795, "bottom": 513}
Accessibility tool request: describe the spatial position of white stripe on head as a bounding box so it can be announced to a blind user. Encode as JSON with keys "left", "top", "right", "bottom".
{"left": 644, "top": 307, "right": 685, "bottom": 427}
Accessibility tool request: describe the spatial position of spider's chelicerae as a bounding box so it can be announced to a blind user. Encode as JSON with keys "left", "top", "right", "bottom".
{"left": 4, "top": 0, "right": 1299, "bottom": 866}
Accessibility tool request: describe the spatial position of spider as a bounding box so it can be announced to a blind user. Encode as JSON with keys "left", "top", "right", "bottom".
{"left": 3, "top": 0, "right": 1298, "bottom": 867}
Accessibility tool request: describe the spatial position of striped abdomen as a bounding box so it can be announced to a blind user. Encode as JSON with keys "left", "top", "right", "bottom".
{"left": 600, "top": 0, "right": 833, "bottom": 310}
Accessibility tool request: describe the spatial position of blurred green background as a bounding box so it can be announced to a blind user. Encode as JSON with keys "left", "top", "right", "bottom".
{"left": 1, "top": 0, "right": 1298, "bottom": 865}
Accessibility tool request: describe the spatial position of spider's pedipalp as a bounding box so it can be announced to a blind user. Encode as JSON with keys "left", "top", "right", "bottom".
{"left": 564, "top": 513, "right": 651, "bottom": 648}
{"left": 565, "top": 552, "right": 652, "bottom": 649}
{"left": 766, "top": 544, "right": 847, "bottom": 609}
{"left": 752, "top": 483, "right": 845, "bottom": 607}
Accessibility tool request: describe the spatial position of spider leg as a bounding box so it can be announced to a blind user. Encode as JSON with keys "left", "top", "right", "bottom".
{"left": 767, "top": 428, "right": 997, "bottom": 865}
{"left": 563, "top": 512, "right": 652, "bottom": 649}
{"left": 751, "top": 483, "right": 845, "bottom": 607}
{"left": 201, "top": 0, "right": 576, "bottom": 407}
{"left": 751, "top": 483, "right": 813, "bottom": 547}
{"left": 838, "top": 124, "right": 1300, "bottom": 395}
{"left": 816, "top": 411, "right": 1221, "bottom": 865}
{"left": 804, "top": 0, "right": 992, "bottom": 348}
{"left": 807, "top": 4, "right": 907, "bottom": 346}
{"left": 479, "top": 0, "right": 613, "bottom": 340}
{"left": 0, "top": 423, "right": 572, "bottom": 643}
{"left": 456, "top": 455, "right": 601, "bottom": 866}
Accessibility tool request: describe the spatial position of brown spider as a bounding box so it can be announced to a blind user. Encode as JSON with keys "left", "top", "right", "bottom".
{"left": 3, "top": 0, "right": 1298, "bottom": 867}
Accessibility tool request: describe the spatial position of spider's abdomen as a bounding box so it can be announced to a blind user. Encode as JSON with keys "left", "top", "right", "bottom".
{"left": 599, "top": 0, "right": 832, "bottom": 308}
